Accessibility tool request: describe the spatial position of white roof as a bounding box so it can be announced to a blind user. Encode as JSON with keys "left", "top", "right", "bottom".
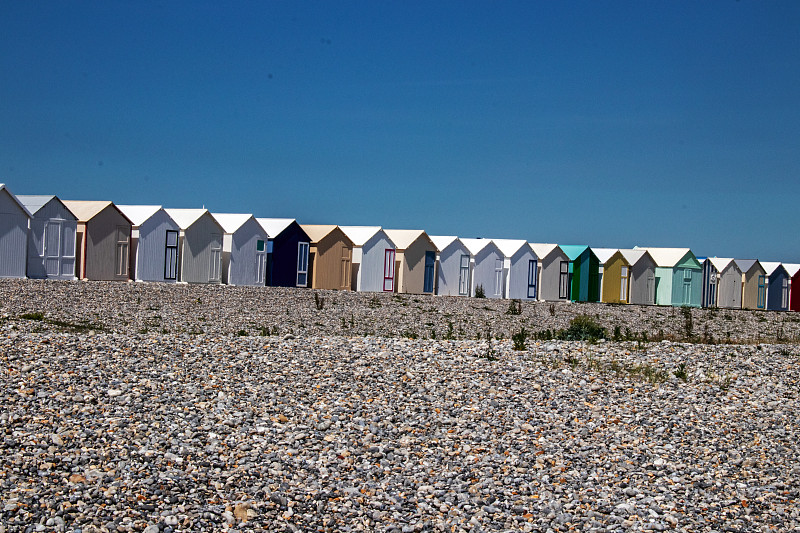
{"left": 211, "top": 213, "right": 255, "bottom": 234}
{"left": 117, "top": 205, "right": 163, "bottom": 227}
{"left": 384, "top": 229, "right": 428, "bottom": 250}
{"left": 491, "top": 238, "right": 530, "bottom": 258}
{"left": 760, "top": 262, "right": 786, "bottom": 276}
{"left": 618, "top": 249, "right": 649, "bottom": 266}
{"left": 257, "top": 218, "right": 295, "bottom": 238}
{"left": 783, "top": 263, "right": 800, "bottom": 277}
{"left": 164, "top": 208, "right": 209, "bottom": 230}
{"left": 591, "top": 247, "right": 618, "bottom": 265}
{"left": 460, "top": 238, "right": 495, "bottom": 256}
{"left": 708, "top": 257, "right": 736, "bottom": 273}
{"left": 429, "top": 235, "right": 460, "bottom": 252}
{"left": 16, "top": 195, "right": 58, "bottom": 216}
{"left": 529, "top": 243, "right": 560, "bottom": 259}
{"left": 339, "top": 226, "right": 384, "bottom": 247}
{"left": 634, "top": 247, "right": 692, "bottom": 268}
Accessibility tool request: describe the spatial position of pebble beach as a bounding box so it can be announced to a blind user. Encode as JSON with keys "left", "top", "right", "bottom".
{"left": 2, "top": 280, "right": 800, "bottom": 532}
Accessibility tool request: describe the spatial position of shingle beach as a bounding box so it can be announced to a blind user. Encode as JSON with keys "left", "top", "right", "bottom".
{"left": 2, "top": 280, "right": 799, "bottom": 532}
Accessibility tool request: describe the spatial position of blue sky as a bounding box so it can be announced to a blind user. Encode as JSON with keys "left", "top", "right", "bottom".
{"left": 2, "top": 1, "right": 799, "bottom": 260}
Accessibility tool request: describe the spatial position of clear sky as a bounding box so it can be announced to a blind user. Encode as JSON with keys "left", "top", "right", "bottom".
{"left": 2, "top": 1, "right": 799, "bottom": 261}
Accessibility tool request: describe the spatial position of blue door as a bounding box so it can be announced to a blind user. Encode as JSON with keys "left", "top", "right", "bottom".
{"left": 423, "top": 251, "right": 435, "bottom": 293}
{"left": 527, "top": 259, "right": 537, "bottom": 299}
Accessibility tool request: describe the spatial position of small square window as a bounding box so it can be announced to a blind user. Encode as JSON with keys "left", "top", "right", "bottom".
{"left": 257, "top": 240, "right": 265, "bottom": 252}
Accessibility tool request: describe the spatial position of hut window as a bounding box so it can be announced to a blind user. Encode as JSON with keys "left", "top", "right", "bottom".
{"left": 256, "top": 240, "right": 265, "bottom": 252}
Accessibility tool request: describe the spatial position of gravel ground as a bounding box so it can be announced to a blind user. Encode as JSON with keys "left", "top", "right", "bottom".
{"left": 2, "top": 280, "right": 800, "bottom": 532}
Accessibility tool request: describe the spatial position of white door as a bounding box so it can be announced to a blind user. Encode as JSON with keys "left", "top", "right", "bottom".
{"left": 383, "top": 249, "right": 396, "bottom": 292}
{"left": 115, "top": 226, "right": 129, "bottom": 277}
{"left": 45, "top": 221, "right": 61, "bottom": 277}
{"left": 458, "top": 254, "right": 470, "bottom": 296}
{"left": 255, "top": 239, "right": 266, "bottom": 284}
{"left": 296, "top": 242, "right": 309, "bottom": 287}
{"left": 494, "top": 258, "right": 503, "bottom": 297}
{"left": 209, "top": 234, "right": 222, "bottom": 282}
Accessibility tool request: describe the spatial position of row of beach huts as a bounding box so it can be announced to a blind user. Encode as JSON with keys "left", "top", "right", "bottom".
{"left": 1, "top": 183, "right": 799, "bottom": 312}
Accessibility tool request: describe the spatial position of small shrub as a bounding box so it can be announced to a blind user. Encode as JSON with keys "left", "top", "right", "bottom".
{"left": 549, "top": 304, "right": 556, "bottom": 316}
{"left": 511, "top": 327, "right": 528, "bottom": 351}
{"left": 674, "top": 362, "right": 688, "bottom": 382}
{"left": 445, "top": 321, "right": 455, "bottom": 340}
{"left": 558, "top": 315, "right": 606, "bottom": 342}
{"left": 613, "top": 325, "right": 622, "bottom": 341}
{"left": 20, "top": 312, "right": 44, "bottom": 321}
{"left": 475, "top": 285, "right": 486, "bottom": 298}
{"left": 403, "top": 330, "right": 418, "bottom": 339}
{"left": 506, "top": 299, "right": 522, "bottom": 315}
{"left": 681, "top": 306, "right": 694, "bottom": 341}
{"left": 236, "top": 329, "right": 248, "bottom": 337}
{"left": 314, "top": 292, "right": 325, "bottom": 310}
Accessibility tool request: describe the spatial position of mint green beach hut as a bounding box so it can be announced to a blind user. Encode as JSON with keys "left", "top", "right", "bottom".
{"left": 636, "top": 247, "right": 702, "bottom": 307}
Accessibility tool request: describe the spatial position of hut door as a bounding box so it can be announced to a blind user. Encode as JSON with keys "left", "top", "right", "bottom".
{"left": 255, "top": 239, "right": 266, "bottom": 285}
{"left": 296, "top": 242, "right": 309, "bottom": 287}
{"left": 423, "top": 251, "right": 435, "bottom": 293}
{"left": 527, "top": 260, "right": 537, "bottom": 299}
{"left": 44, "top": 221, "right": 62, "bottom": 277}
{"left": 383, "top": 249, "right": 396, "bottom": 292}
{"left": 620, "top": 266, "right": 630, "bottom": 303}
{"left": 782, "top": 278, "right": 789, "bottom": 309}
{"left": 647, "top": 275, "right": 655, "bottom": 304}
{"left": 757, "top": 275, "right": 766, "bottom": 309}
{"left": 494, "top": 259, "right": 503, "bottom": 297}
{"left": 340, "top": 247, "right": 351, "bottom": 290}
{"left": 682, "top": 269, "right": 693, "bottom": 305}
{"left": 558, "top": 261, "right": 570, "bottom": 299}
{"left": 115, "top": 226, "right": 129, "bottom": 277}
{"left": 164, "top": 230, "right": 178, "bottom": 280}
{"left": 61, "top": 224, "right": 76, "bottom": 278}
{"left": 209, "top": 234, "right": 222, "bottom": 282}
{"left": 458, "top": 254, "right": 470, "bottom": 296}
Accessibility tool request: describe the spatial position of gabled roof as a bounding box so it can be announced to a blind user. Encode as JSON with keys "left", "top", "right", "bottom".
{"left": 734, "top": 259, "right": 762, "bottom": 274}
{"left": 460, "top": 238, "right": 496, "bottom": 256}
{"left": 429, "top": 235, "right": 461, "bottom": 252}
{"left": 301, "top": 224, "right": 348, "bottom": 244}
{"left": 116, "top": 205, "right": 164, "bottom": 227}
{"left": 211, "top": 213, "right": 258, "bottom": 234}
{"left": 164, "top": 208, "right": 212, "bottom": 230}
{"left": 618, "top": 249, "right": 651, "bottom": 266}
{"left": 760, "top": 262, "right": 787, "bottom": 276}
{"left": 0, "top": 184, "right": 32, "bottom": 218}
{"left": 257, "top": 218, "right": 296, "bottom": 238}
{"left": 339, "top": 226, "right": 384, "bottom": 247}
{"left": 63, "top": 200, "right": 126, "bottom": 223}
{"left": 529, "top": 243, "right": 561, "bottom": 260}
{"left": 491, "top": 238, "right": 530, "bottom": 258}
{"left": 559, "top": 244, "right": 590, "bottom": 261}
{"left": 708, "top": 257, "right": 737, "bottom": 273}
{"left": 634, "top": 247, "right": 694, "bottom": 268}
{"left": 384, "top": 229, "right": 430, "bottom": 250}
{"left": 783, "top": 263, "right": 800, "bottom": 277}
{"left": 16, "top": 195, "right": 74, "bottom": 218}
{"left": 591, "top": 247, "right": 618, "bottom": 265}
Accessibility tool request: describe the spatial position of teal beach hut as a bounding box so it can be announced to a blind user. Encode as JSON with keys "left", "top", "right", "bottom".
{"left": 559, "top": 245, "right": 600, "bottom": 302}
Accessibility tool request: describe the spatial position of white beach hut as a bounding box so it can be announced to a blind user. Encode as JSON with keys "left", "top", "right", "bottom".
{"left": 164, "top": 208, "right": 224, "bottom": 284}
{"left": 116, "top": 205, "right": 180, "bottom": 282}
{"left": 460, "top": 238, "right": 505, "bottom": 298}
{"left": 529, "top": 243, "right": 570, "bottom": 301}
{"left": 339, "top": 226, "right": 397, "bottom": 292}
{"left": 492, "top": 239, "right": 539, "bottom": 300}
{"left": 0, "top": 185, "right": 31, "bottom": 279}
{"left": 212, "top": 213, "right": 268, "bottom": 286}
{"left": 17, "top": 194, "right": 76, "bottom": 280}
